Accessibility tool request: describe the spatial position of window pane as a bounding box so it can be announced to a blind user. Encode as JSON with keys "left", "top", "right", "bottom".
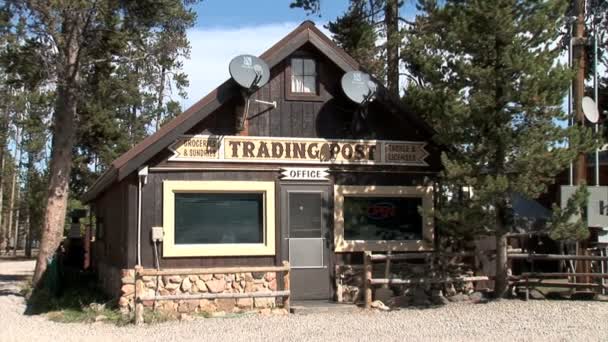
{"left": 289, "top": 238, "right": 323, "bottom": 267}
{"left": 303, "top": 59, "right": 316, "bottom": 75}
{"left": 291, "top": 58, "right": 303, "bottom": 76}
{"left": 302, "top": 76, "right": 316, "bottom": 93}
{"left": 343, "top": 196, "right": 423, "bottom": 241}
{"left": 174, "top": 193, "right": 263, "bottom": 244}
{"left": 291, "top": 75, "right": 304, "bottom": 93}
{"left": 289, "top": 193, "right": 322, "bottom": 238}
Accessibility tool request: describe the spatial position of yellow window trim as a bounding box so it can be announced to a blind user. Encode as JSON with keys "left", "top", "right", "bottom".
{"left": 162, "top": 180, "right": 276, "bottom": 257}
{"left": 334, "top": 185, "right": 435, "bottom": 252}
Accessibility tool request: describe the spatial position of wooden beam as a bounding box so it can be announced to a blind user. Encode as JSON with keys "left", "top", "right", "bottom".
{"left": 137, "top": 265, "right": 289, "bottom": 277}
{"left": 508, "top": 254, "right": 608, "bottom": 261}
{"left": 521, "top": 272, "right": 608, "bottom": 278}
{"left": 363, "top": 251, "right": 372, "bottom": 309}
{"left": 370, "top": 276, "right": 488, "bottom": 285}
{"left": 139, "top": 290, "right": 290, "bottom": 302}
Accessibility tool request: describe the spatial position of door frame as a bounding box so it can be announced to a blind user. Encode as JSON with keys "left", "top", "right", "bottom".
{"left": 279, "top": 182, "right": 334, "bottom": 300}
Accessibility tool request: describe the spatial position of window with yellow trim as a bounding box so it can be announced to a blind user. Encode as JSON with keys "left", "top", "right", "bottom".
{"left": 334, "top": 185, "right": 434, "bottom": 252}
{"left": 163, "top": 181, "right": 276, "bottom": 257}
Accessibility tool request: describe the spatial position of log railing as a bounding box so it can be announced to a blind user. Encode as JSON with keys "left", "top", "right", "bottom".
{"left": 507, "top": 253, "right": 608, "bottom": 300}
{"left": 363, "top": 251, "right": 489, "bottom": 309}
{"left": 134, "top": 261, "right": 290, "bottom": 324}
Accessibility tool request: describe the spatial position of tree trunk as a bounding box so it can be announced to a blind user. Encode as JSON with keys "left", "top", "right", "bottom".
{"left": 7, "top": 123, "right": 21, "bottom": 255}
{"left": 494, "top": 216, "right": 509, "bottom": 298}
{"left": 24, "top": 214, "right": 31, "bottom": 258}
{"left": 32, "top": 16, "right": 81, "bottom": 286}
{"left": 12, "top": 135, "right": 23, "bottom": 256}
{"left": 385, "top": 0, "right": 399, "bottom": 98}
{"left": 0, "top": 153, "right": 5, "bottom": 249}
{"left": 32, "top": 82, "right": 77, "bottom": 286}
{"left": 155, "top": 66, "right": 166, "bottom": 132}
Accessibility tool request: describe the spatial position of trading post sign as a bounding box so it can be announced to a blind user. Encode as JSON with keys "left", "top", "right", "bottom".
{"left": 169, "top": 135, "right": 429, "bottom": 166}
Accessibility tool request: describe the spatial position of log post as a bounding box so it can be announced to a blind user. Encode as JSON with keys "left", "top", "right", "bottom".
{"left": 283, "top": 260, "right": 290, "bottom": 313}
{"left": 364, "top": 251, "right": 372, "bottom": 309}
{"left": 134, "top": 266, "right": 144, "bottom": 325}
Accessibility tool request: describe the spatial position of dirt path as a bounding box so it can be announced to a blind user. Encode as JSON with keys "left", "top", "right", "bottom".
{"left": 1, "top": 259, "right": 608, "bottom": 342}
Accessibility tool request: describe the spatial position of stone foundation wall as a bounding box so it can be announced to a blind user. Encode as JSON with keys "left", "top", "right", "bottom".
{"left": 119, "top": 269, "right": 283, "bottom": 315}
{"left": 335, "top": 261, "right": 478, "bottom": 306}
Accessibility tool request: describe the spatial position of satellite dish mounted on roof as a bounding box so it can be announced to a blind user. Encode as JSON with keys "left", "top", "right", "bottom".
{"left": 229, "top": 54, "right": 276, "bottom": 131}
{"left": 582, "top": 96, "right": 600, "bottom": 124}
{"left": 341, "top": 71, "right": 378, "bottom": 134}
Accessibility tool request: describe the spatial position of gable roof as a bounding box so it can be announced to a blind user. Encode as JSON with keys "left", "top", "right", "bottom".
{"left": 83, "top": 20, "right": 439, "bottom": 203}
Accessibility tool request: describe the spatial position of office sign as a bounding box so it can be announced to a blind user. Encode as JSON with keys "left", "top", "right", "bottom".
{"left": 280, "top": 167, "right": 329, "bottom": 181}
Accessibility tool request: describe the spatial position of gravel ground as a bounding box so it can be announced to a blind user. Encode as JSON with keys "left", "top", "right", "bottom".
{"left": 1, "top": 259, "right": 608, "bottom": 342}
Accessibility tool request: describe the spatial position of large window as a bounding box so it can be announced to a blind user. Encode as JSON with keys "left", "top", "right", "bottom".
{"left": 175, "top": 193, "right": 263, "bottom": 244}
{"left": 334, "top": 185, "right": 434, "bottom": 252}
{"left": 163, "top": 181, "right": 275, "bottom": 257}
{"left": 290, "top": 58, "right": 317, "bottom": 94}
{"left": 343, "top": 196, "right": 423, "bottom": 241}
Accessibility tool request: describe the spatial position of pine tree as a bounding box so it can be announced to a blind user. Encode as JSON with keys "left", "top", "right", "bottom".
{"left": 291, "top": 0, "right": 402, "bottom": 97}
{"left": 327, "top": 0, "right": 385, "bottom": 80}
{"left": 401, "top": 0, "right": 598, "bottom": 297}
{"left": 3, "top": 0, "right": 197, "bottom": 286}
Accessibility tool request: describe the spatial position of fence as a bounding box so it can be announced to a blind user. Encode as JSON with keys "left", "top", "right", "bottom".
{"left": 507, "top": 253, "right": 608, "bottom": 299}
{"left": 134, "top": 261, "right": 290, "bottom": 324}
{"left": 362, "top": 251, "right": 489, "bottom": 308}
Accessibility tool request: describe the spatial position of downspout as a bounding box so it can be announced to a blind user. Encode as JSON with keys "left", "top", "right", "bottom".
{"left": 137, "top": 166, "right": 149, "bottom": 266}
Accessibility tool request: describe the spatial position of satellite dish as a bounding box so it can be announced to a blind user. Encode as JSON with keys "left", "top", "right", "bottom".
{"left": 229, "top": 54, "right": 270, "bottom": 91}
{"left": 582, "top": 96, "right": 599, "bottom": 124}
{"left": 341, "top": 71, "right": 377, "bottom": 105}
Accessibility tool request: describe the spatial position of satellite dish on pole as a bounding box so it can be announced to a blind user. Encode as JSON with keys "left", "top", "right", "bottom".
{"left": 229, "top": 55, "right": 270, "bottom": 91}
{"left": 582, "top": 96, "right": 599, "bottom": 123}
{"left": 229, "top": 55, "right": 275, "bottom": 131}
{"left": 341, "top": 71, "right": 378, "bottom": 135}
{"left": 341, "top": 71, "right": 377, "bottom": 105}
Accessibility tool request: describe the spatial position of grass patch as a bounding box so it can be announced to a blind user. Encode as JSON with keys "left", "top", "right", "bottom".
{"left": 24, "top": 267, "right": 132, "bottom": 325}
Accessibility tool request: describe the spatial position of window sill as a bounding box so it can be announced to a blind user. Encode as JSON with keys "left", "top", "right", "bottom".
{"left": 285, "top": 93, "right": 324, "bottom": 102}
{"left": 333, "top": 238, "right": 434, "bottom": 252}
{"left": 162, "top": 243, "right": 275, "bottom": 257}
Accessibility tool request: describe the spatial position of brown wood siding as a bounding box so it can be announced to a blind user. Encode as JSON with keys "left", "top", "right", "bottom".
{"left": 92, "top": 178, "right": 131, "bottom": 269}
{"left": 181, "top": 43, "right": 434, "bottom": 145}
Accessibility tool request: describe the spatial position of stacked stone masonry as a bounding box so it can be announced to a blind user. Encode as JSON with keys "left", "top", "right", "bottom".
{"left": 336, "top": 262, "right": 478, "bottom": 305}
{"left": 119, "top": 269, "right": 281, "bottom": 314}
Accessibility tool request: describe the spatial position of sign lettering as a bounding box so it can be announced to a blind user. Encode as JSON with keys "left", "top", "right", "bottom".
{"left": 169, "top": 135, "right": 429, "bottom": 166}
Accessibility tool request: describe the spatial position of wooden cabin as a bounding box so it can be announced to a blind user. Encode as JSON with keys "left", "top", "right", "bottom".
{"left": 82, "top": 21, "right": 443, "bottom": 314}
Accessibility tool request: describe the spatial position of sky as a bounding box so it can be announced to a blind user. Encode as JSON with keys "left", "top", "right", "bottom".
{"left": 179, "top": 0, "right": 420, "bottom": 108}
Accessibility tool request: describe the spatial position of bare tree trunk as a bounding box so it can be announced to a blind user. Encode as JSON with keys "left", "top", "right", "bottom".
{"left": 12, "top": 167, "right": 22, "bottom": 256}
{"left": 7, "top": 123, "right": 21, "bottom": 255}
{"left": 155, "top": 66, "right": 166, "bottom": 132}
{"left": 385, "top": 0, "right": 399, "bottom": 98}
{"left": 25, "top": 214, "right": 31, "bottom": 258}
{"left": 25, "top": 149, "right": 35, "bottom": 258}
{"left": 0, "top": 154, "right": 5, "bottom": 250}
{"left": 494, "top": 215, "right": 509, "bottom": 298}
{"left": 32, "top": 16, "right": 81, "bottom": 286}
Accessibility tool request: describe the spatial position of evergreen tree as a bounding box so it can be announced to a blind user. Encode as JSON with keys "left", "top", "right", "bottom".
{"left": 291, "top": 0, "right": 402, "bottom": 97}
{"left": 2, "top": 0, "right": 197, "bottom": 286}
{"left": 401, "top": 0, "right": 597, "bottom": 296}
{"left": 327, "top": 0, "right": 385, "bottom": 80}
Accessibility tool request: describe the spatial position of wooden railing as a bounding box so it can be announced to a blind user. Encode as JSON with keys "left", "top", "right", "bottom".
{"left": 362, "top": 251, "right": 488, "bottom": 308}
{"left": 507, "top": 253, "right": 608, "bottom": 300}
{"left": 134, "top": 261, "right": 290, "bottom": 324}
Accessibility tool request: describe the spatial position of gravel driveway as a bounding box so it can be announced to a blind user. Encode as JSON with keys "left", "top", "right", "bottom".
{"left": 1, "top": 259, "right": 608, "bottom": 342}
